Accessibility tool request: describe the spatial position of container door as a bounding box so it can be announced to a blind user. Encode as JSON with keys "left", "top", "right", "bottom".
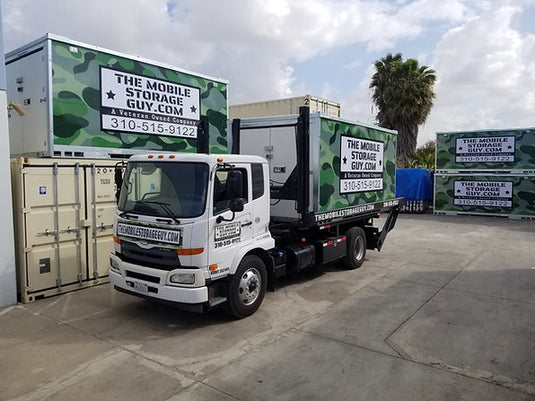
{"left": 85, "top": 162, "right": 117, "bottom": 279}
{"left": 23, "top": 163, "right": 86, "bottom": 292}
{"left": 240, "top": 125, "right": 298, "bottom": 220}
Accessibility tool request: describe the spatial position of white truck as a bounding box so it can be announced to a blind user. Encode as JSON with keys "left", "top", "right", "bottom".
{"left": 109, "top": 108, "right": 403, "bottom": 318}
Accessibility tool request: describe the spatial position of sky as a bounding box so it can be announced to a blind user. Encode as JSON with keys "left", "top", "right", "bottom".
{"left": 2, "top": 0, "right": 534, "bottom": 146}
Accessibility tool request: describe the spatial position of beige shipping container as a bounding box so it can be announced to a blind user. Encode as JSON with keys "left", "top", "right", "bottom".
{"left": 11, "top": 157, "right": 121, "bottom": 302}
{"left": 229, "top": 95, "right": 341, "bottom": 119}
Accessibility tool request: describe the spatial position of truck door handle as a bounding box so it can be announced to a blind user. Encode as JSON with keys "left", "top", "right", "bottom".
{"left": 242, "top": 221, "right": 252, "bottom": 227}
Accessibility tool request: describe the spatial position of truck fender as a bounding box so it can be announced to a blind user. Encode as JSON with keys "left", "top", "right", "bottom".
{"left": 229, "top": 247, "right": 275, "bottom": 291}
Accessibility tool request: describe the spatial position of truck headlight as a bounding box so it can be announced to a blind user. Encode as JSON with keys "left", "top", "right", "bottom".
{"left": 110, "top": 257, "right": 120, "bottom": 273}
{"left": 170, "top": 272, "right": 195, "bottom": 285}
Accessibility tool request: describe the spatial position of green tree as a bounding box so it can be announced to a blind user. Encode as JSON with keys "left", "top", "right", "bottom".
{"left": 408, "top": 140, "right": 436, "bottom": 170}
{"left": 370, "top": 53, "right": 436, "bottom": 168}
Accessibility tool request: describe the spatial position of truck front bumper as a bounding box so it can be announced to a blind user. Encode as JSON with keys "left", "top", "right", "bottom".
{"left": 109, "top": 254, "right": 209, "bottom": 306}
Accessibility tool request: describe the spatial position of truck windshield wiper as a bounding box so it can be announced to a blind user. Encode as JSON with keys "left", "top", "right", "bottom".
{"left": 118, "top": 211, "right": 139, "bottom": 219}
{"left": 143, "top": 200, "right": 181, "bottom": 224}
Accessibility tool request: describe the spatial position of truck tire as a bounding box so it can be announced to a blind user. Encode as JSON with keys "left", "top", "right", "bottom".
{"left": 343, "top": 227, "right": 367, "bottom": 269}
{"left": 224, "top": 255, "right": 267, "bottom": 319}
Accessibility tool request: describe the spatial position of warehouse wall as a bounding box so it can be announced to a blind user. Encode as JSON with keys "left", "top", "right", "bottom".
{"left": 0, "top": 8, "right": 17, "bottom": 307}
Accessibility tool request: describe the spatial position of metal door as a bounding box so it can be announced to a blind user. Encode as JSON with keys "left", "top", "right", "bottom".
{"left": 23, "top": 162, "right": 85, "bottom": 293}
{"left": 86, "top": 162, "right": 118, "bottom": 279}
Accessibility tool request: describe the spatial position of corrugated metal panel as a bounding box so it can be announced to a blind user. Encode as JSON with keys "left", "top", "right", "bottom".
{"left": 11, "top": 157, "right": 121, "bottom": 302}
{"left": 230, "top": 95, "right": 341, "bottom": 119}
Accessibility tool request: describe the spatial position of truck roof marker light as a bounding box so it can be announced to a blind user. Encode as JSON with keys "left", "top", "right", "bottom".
{"left": 113, "top": 236, "right": 121, "bottom": 244}
{"left": 169, "top": 155, "right": 176, "bottom": 159}
{"left": 158, "top": 155, "right": 164, "bottom": 159}
{"left": 209, "top": 264, "right": 218, "bottom": 271}
{"left": 147, "top": 155, "right": 154, "bottom": 159}
{"left": 177, "top": 248, "right": 204, "bottom": 255}
{"left": 217, "top": 158, "right": 224, "bottom": 162}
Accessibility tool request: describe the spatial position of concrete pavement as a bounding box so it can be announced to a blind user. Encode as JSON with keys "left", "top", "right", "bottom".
{"left": 1, "top": 213, "right": 534, "bottom": 400}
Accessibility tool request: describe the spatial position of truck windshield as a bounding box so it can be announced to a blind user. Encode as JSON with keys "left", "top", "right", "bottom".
{"left": 118, "top": 161, "right": 209, "bottom": 218}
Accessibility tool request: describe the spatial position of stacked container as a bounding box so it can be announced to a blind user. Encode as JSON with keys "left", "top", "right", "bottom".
{"left": 6, "top": 34, "right": 228, "bottom": 301}
{"left": 434, "top": 128, "right": 535, "bottom": 219}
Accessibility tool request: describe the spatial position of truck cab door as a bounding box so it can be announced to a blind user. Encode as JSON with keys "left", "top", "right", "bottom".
{"left": 208, "top": 165, "right": 253, "bottom": 279}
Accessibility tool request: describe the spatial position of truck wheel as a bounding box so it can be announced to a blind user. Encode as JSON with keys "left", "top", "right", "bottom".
{"left": 343, "top": 227, "right": 367, "bottom": 269}
{"left": 224, "top": 255, "right": 267, "bottom": 319}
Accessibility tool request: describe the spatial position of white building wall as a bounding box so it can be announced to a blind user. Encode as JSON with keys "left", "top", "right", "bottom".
{"left": 0, "top": 7, "right": 18, "bottom": 307}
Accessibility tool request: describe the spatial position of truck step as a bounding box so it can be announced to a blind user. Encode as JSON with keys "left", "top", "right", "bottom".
{"left": 209, "top": 296, "right": 227, "bottom": 308}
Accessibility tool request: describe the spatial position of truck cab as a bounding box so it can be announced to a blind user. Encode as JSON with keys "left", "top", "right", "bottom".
{"left": 109, "top": 153, "right": 275, "bottom": 318}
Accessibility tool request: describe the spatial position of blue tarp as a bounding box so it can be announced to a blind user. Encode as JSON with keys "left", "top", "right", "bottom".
{"left": 395, "top": 168, "right": 433, "bottom": 201}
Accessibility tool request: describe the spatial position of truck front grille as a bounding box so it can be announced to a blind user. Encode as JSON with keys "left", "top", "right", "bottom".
{"left": 126, "top": 270, "right": 160, "bottom": 284}
{"left": 121, "top": 241, "right": 179, "bottom": 271}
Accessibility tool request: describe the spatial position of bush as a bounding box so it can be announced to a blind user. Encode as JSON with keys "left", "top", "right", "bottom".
{"left": 408, "top": 140, "right": 435, "bottom": 171}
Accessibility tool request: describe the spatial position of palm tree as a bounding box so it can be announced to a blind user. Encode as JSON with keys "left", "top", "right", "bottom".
{"left": 370, "top": 53, "right": 436, "bottom": 168}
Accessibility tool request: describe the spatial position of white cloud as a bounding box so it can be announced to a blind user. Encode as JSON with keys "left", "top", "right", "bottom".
{"left": 2, "top": 0, "right": 534, "bottom": 145}
{"left": 342, "top": 64, "right": 377, "bottom": 126}
{"left": 3, "top": 1, "right": 463, "bottom": 87}
{"left": 421, "top": 2, "right": 535, "bottom": 144}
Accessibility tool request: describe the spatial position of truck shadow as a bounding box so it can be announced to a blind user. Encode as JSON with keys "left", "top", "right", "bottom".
{"left": 99, "top": 262, "right": 350, "bottom": 337}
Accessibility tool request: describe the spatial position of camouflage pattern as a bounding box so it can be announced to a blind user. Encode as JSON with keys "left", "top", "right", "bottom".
{"left": 51, "top": 39, "right": 228, "bottom": 154}
{"left": 436, "top": 129, "right": 535, "bottom": 172}
{"left": 317, "top": 116, "right": 397, "bottom": 212}
{"left": 434, "top": 174, "right": 535, "bottom": 216}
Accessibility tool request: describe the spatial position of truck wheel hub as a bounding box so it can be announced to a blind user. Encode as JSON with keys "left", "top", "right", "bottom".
{"left": 238, "top": 268, "right": 261, "bottom": 305}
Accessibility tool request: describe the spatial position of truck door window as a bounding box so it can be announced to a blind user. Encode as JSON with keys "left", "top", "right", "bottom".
{"left": 214, "top": 168, "right": 248, "bottom": 215}
{"left": 251, "top": 163, "right": 264, "bottom": 200}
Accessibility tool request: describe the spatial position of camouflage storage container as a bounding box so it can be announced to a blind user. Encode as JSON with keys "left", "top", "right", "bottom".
{"left": 315, "top": 114, "right": 398, "bottom": 215}
{"left": 6, "top": 34, "right": 228, "bottom": 158}
{"left": 233, "top": 110, "right": 400, "bottom": 226}
{"left": 434, "top": 174, "right": 535, "bottom": 219}
{"left": 435, "top": 128, "right": 535, "bottom": 174}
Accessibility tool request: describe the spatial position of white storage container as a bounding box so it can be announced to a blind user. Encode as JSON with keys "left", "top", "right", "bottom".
{"left": 230, "top": 95, "right": 341, "bottom": 119}
{"left": 11, "top": 157, "right": 120, "bottom": 302}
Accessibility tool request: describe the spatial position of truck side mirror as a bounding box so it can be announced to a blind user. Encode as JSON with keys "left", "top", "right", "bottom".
{"left": 229, "top": 198, "right": 244, "bottom": 213}
{"left": 216, "top": 170, "right": 245, "bottom": 224}
{"left": 114, "top": 165, "right": 124, "bottom": 203}
{"left": 227, "top": 170, "right": 243, "bottom": 199}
